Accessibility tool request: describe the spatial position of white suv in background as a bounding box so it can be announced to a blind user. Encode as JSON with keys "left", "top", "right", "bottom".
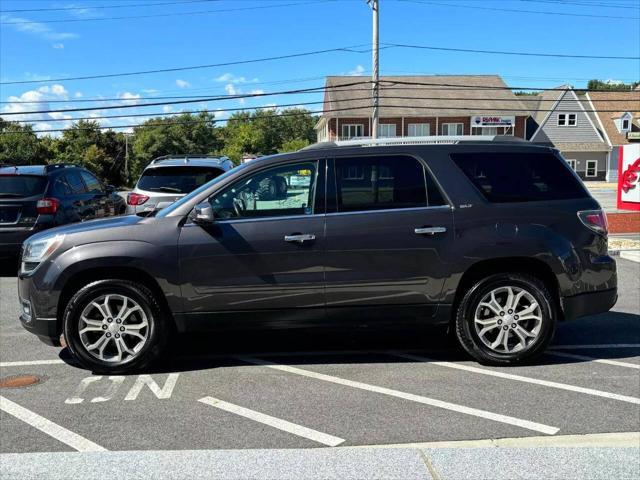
{"left": 126, "top": 155, "right": 234, "bottom": 214}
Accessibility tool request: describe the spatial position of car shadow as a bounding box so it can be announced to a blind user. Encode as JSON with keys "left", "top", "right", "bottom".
{"left": 56, "top": 311, "right": 640, "bottom": 375}
{"left": 0, "top": 257, "right": 19, "bottom": 277}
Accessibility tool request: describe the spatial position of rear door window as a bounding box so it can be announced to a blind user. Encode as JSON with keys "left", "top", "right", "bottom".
{"left": 66, "top": 171, "right": 88, "bottom": 194}
{"left": 451, "top": 152, "right": 589, "bottom": 203}
{"left": 138, "top": 166, "right": 224, "bottom": 194}
{"left": 52, "top": 175, "right": 72, "bottom": 196}
{"left": 334, "top": 155, "right": 444, "bottom": 212}
{"left": 0, "top": 175, "right": 47, "bottom": 198}
{"left": 80, "top": 171, "right": 103, "bottom": 193}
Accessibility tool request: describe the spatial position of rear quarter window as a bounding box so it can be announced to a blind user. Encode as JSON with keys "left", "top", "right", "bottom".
{"left": 450, "top": 152, "right": 589, "bottom": 203}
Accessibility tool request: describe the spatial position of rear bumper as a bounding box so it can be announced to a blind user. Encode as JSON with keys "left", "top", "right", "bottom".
{"left": 0, "top": 227, "right": 34, "bottom": 257}
{"left": 561, "top": 287, "right": 618, "bottom": 321}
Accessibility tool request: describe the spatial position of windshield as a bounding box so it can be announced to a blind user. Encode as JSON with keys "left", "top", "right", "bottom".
{"left": 0, "top": 175, "right": 48, "bottom": 198}
{"left": 156, "top": 162, "right": 248, "bottom": 217}
{"left": 137, "top": 166, "right": 225, "bottom": 194}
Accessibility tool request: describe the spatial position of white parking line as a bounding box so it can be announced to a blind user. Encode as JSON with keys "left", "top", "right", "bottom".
{"left": 550, "top": 344, "right": 640, "bottom": 350}
{"left": 0, "top": 396, "right": 106, "bottom": 452}
{"left": 393, "top": 353, "right": 640, "bottom": 406}
{"left": 0, "top": 359, "right": 66, "bottom": 367}
{"left": 238, "top": 356, "right": 559, "bottom": 436}
{"left": 198, "top": 396, "right": 345, "bottom": 447}
{"left": 546, "top": 351, "right": 640, "bottom": 370}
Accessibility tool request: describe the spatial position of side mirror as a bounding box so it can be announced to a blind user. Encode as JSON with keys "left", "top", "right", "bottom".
{"left": 193, "top": 202, "right": 215, "bottom": 225}
{"left": 105, "top": 184, "right": 115, "bottom": 194}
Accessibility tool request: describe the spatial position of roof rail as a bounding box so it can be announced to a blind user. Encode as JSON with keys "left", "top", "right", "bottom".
{"left": 151, "top": 154, "right": 229, "bottom": 164}
{"left": 302, "top": 135, "right": 526, "bottom": 150}
{"left": 44, "top": 163, "right": 76, "bottom": 172}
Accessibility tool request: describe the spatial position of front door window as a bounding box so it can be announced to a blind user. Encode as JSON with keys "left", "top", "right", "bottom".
{"left": 210, "top": 162, "right": 317, "bottom": 219}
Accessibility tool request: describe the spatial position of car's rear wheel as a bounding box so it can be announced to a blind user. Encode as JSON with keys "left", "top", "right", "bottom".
{"left": 455, "top": 273, "right": 556, "bottom": 365}
{"left": 63, "top": 279, "right": 169, "bottom": 374}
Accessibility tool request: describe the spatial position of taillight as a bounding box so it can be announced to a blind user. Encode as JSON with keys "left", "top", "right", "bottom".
{"left": 127, "top": 192, "right": 149, "bottom": 206}
{"left": 578, "top": 209, "right": 608, "bottom": 235}
{"left": 36, "top": 197, "right": 59, "bottom": 215}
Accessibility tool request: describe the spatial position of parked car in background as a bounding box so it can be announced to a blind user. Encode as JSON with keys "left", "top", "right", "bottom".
{"left": 17, "top": 137, "right": 617, "bottom": 373}
{"left": 126, "top": 155, "right": 234, "bottom": 214}
{"left": 0, "top": 164, "right": 125, "bottom": 261}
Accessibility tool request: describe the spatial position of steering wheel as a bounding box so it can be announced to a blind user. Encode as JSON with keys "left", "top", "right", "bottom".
{"left": 233, "top": 197, "right": 246, "bottom": 217}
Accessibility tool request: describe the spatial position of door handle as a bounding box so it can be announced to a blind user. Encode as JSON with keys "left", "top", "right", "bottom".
{"left": 414, "top": 227, "right": 447, "bottom": 235}
{"left": 284, "top": 233, "right": 316, "bottom": 243}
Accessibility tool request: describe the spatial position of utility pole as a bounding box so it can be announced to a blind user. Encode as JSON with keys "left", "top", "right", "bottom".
{"left": 368, "top": 0, "right": 379, "bottom": 140}
{"left": 124, "top": 133, "right": 130, "bottom": 185}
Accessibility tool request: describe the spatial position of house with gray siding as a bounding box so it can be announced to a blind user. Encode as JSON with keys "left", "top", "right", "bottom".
{"left": 529, "top": 85, "right": 609, "bottom": 181}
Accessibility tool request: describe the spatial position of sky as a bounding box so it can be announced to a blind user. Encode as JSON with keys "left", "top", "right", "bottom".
{"left": 0, "top": 0, "right": 639, "bottom": 136}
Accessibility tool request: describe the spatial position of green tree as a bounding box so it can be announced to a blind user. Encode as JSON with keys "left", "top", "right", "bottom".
{"left": 0, "top": 119, "right": 50, "bottom": 165}
{"left": 131, "top": 112, "right": 221, "bottom": 177}
{"left": 587, "top": 79, "right": 640, "bottom": 91}
{"left": 278, "top": 138, "right": 310, "bottom": 153}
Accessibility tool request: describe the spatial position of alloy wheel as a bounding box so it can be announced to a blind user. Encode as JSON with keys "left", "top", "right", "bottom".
{"left": 78, "top": 294, "right": 150, "bottom": 363}
{"left": 473, "top": 286, "right": 542, "bottom": 354}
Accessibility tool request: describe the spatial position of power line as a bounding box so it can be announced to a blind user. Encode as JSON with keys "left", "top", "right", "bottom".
{"left": 0, "top": 0, "right": 219, "bottom": 14}
{"left": 3, "top": 79, "right": 638, "bottom": 116}
{"left": 5, "top": 93, "right": 636, "bottom": 127}
{"left": 0, "top": 45, "right": 372, "bottom": 85}
{"left": 386, "top": 42, "right": 640, "bottom": 60}
{"left": 396, "top": 0, "right": 639, "bottom": 19}
{"left": 0, "top": 0, "right": 330, "bottom": 25}
{"left": 0, "top": 105, "right": 372, "bottom": 135}
{"left": 519, "top": 0, "right": 640, "bottom": 10}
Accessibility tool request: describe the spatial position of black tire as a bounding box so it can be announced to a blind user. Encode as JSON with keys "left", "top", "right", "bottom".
{"left": 63, "top": 279, "right": 169, "bottom": 374}
{"left": 455, "top": 273, "right": 556, "bottom": 366}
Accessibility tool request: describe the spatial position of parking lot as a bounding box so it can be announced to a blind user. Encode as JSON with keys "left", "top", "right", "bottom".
{"left": 0, "top": 259, "right": 639, "bottom": 462}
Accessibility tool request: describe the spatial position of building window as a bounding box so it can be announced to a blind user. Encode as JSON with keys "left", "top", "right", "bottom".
{"left": 622, "top": 117, "right": 631, "bottom": 131}
{"left": 377, "top": 123, "right": 397, "bottom": 138}
{"left": 566, "top": 159, "right": 577, "bottom": 171}
{"left": 558, "top": 113, "right": 577, "bottom": 127}
{"left": 586, "top": 160, "right": 598, "bottom": 178}
{"left": 407, "top": 123, "right": 429, "bottom": 136}
{"left": 341, "top": 124, "right": 364, "bottom": 139}
{"left": 442, "top": 123, "right": 464, "bottom": 135}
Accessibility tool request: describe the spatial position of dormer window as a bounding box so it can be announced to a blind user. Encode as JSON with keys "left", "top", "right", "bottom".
{"left": 558, "top": 113, "right": 577, "bottom": 127}
{"left": 620, "top": 113, "right": 632, "bottom": 132}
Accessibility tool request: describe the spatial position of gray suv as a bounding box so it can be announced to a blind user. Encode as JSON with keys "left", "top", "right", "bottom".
{"left": 126, "top": 155, "right": 233, "bottom": 214}
{"left": 18, "top": 138, "right": 617, "bottom": 373}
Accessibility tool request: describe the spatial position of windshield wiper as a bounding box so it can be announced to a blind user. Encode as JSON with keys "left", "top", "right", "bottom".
{"left": 148, "top": 186, "right": 182, "bottom": 193}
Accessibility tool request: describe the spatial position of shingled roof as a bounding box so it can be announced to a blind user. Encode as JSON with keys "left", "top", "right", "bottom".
{"left": 587, "top": 91, "right": 640, "bottom": 146}
{"left": 322, "top": 75, "right": 530, "bottom": 118}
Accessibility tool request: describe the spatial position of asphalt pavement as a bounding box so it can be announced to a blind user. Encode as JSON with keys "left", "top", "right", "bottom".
{"left": 0, "top": 258, "right": 639, "bottom": 479}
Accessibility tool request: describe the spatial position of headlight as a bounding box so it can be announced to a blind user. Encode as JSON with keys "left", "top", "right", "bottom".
{"left": 21, "top": 234, "right": 65, "bottom": 274}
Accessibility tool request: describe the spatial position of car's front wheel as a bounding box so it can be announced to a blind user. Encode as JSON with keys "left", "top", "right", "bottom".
{"left": 63, "top": 279, "right": 169, "bottom": 374}
{"left": 455, "top": 273, "right": 556, "bottom": 365}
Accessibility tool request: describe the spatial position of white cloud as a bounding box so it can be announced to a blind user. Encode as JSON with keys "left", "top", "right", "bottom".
{"left": 162, "top": 106, "right": 173, "bottom": 113}
{"left": 224, "top": 84, "right": 238, "bottom": 96}
{"left": 346, "top": 65, "right": 366, "bottom": 76}
{"left": 2, "top": 83, "right": 73, "bottom": 136}
{"left": 214, "top": 73, "right": 258, "bottom": 84}
{"left": 1, "top": 14, "right": 78, "bottom": 41}
{"left": 175, "top": 79, "right": 190, "bottom": 89}
{"left": 605, "top": 79, "right": 624, "bottom": 85}
{"left": 249, "top": 89, "right": 265, "bottom": 95}
{"left": 74, "top": 91, "right": 83, "bottom": 98}
{"left": 118, "top": 92, "right": 141, "bottom": 105}
{"left": 52, "top": 43, "right": 64, "bottom": 49}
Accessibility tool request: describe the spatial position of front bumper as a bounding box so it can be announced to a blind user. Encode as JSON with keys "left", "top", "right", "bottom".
{"left": 18, "top": 271, "right": 62, "bottom": 346}
{"left": 561, "top": 287, "right": 618, "bottom": 321}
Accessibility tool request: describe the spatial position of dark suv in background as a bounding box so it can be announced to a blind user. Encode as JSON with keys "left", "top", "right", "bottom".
{"left": 17, "top": 138, "right": 617, "bottom": 373}
{"left": 0, "top": 164, "right": 125, "bottom": 261}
